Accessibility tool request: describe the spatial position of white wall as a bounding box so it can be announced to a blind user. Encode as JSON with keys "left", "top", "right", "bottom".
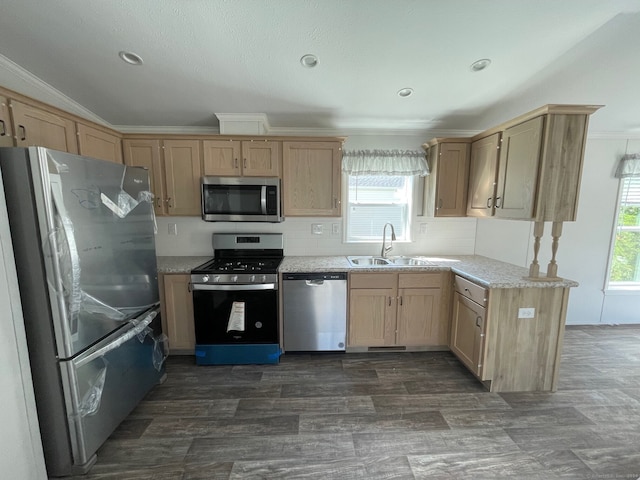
{"left": 476, "top": 137, "right": 640, "bottom": 325}
{"left": 155, "top": 133, "right": 478, "bottom": 258}
{"left": 0, "top": 173, "right": 47, "bottom": 479}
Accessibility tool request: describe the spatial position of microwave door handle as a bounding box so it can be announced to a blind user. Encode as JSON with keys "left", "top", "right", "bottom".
{"left": 261, "top": 185, "right": 267, "bottom": 214}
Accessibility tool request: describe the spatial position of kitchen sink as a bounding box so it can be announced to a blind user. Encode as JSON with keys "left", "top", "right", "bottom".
{"left": 388, "top": 256, "right": 434, "bottom": 266}
{"left": 347, "top": 256, "right": 391, "bottom": 266}
{"left": 346, "top": 256, "right": 435, "bottom": 267}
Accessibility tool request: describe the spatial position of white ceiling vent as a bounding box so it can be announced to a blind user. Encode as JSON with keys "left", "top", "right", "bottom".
{"left": 215, "top": 113, "right": 270, "bottom": 135}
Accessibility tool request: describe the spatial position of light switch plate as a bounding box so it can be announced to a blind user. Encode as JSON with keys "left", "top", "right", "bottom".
{"left": 332, "top": 223, "right": 340, "bottom": 235}
{"left": 518, "top": 307, "right": 535, "bottom": 319}
{"left": 168, "top": 223, "right": 178, "bottom": 235}
{"left": 311, "top": 223, "right": 323, "bottom": 235}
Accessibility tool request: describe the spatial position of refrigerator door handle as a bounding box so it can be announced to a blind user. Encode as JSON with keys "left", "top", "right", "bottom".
{"left": 49, "top": 175, "right": 83, "bottom": 337}
{"left": 74, "top": 310, "right": 158, "bottom": 368}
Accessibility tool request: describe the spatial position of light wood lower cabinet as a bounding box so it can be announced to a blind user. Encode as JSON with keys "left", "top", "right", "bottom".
{"left": 9, "top": 99, "right": 78, "bottom": 153}
{"left": 450, "top": 274, "right": 570, "bottom": 392}
{"left": 77, "top": 123, "right": 123, "bottom": 163}
{"left": 159, "top": 273, "right": 195, "bottom": 353}
{"left": 348, "top": 272, "right": 448, "bottom": 348}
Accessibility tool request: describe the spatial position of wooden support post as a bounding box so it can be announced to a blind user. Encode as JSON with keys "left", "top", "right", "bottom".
{"left": 546, "top": 221, "right": 563, "bottom": 279}
{"left": 528, "top": 221, "right": 544, "bottom": 278}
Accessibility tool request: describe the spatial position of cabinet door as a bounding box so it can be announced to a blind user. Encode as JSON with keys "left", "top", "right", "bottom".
{"left": 123, "top": 139, "right": 166, "bottom": 216}
{"left": 348, "top": 288, "right": 396, "bottom": 346}
{"left": 396, "top": 287, "right": 444, "bottom": 346}
{"left": 10, "top": 100, "right": 78, "bottom": 153}
{"left": 162, "top": 274, "right": 195, "bottom": 352}
{"left": 467, "top": 133, "right": 500, "bottom": 217}
{"left": 241, "top": 140, "right": 280, "bottom": 177}
{"left": 77, "top": 123, "right": 123, "bottom": 164}
{"left": 163, "top": 139, "right": 202, "bottom": 216}
{"left": 434, "top": 142, "right": 469, "bottom": 217}
{"left": 282, "top": 141, "right": 341, "bottom": 216}
{"left": 203, "top": 139, "right": 240, "bottom": 176}
{"left": 494, "top": 116, "right": 543, "bottom": 220}
{"left": 0, "top": 95, "right": 14, "bottom": 147}
{"left": 450, "top": 292, "right": 485, "bottom": 376}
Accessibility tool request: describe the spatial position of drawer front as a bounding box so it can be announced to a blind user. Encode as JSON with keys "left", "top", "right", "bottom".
{"left": 454, "top": 275, "right": 488, "bottom": 307}
{"left": 349, "top": 273, "right": 396, "bottom": 289}
{"left": 398, "top": 273, "right": 442, "bottom": 289}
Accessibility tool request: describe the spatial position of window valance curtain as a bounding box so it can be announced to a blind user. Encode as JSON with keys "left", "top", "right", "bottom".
{"left": 342, "top": 149, "right": 429, "bottom": 176}
{"left": 615, "top": 153, "right": 640, "bottom": 178}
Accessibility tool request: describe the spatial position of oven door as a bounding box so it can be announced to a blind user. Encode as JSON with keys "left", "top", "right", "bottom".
{"left": 192, "top": 284, "right": 278, "bottom": 344}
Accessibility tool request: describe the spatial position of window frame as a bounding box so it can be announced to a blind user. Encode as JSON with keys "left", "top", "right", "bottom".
{"left": 605, "top": 175, "right": 640, "bottom": 292}
{"left": 343, "top": 173, "right": 415, "bottom": 244}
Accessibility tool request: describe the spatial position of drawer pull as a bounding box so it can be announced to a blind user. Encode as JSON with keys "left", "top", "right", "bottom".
{"left": 476, "top": 315, "right": 482, "bottom": 328}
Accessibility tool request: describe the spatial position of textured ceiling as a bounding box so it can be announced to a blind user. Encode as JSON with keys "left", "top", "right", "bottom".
{"left": 1, "top": 0, "right": 640, "bottom": 134}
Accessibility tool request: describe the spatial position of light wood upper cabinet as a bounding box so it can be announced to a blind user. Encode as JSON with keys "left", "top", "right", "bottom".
{"left": 467, "top": 133, "right": 501, "bottom": 217}
{"left": 123, "top": 139, "right": 166, "bottom": 215}
{"left": 494, "top": 116, "right": 544, "bottom": 220}
{"left": 9, "top": 99, "right": 78, "bottom": 153}
{"left": 162, "top": 139, "right": 202, "bottom": 216}
{"left": 0, "top": 95, "right": 14, "bottom": 147}
{"left": 282, "top": 141, "right": 342, "bottom": 216}
{"left": 425, "top": 140, "right": 470, "bottom": 217}
{"left": 77, "top": 123, "right": 123, "bottom": 164}
{"left": 348, "top": 272, "right": 447, "bottom": 348}
{"left": 123, "top": 138, "right": 201, "bottom": 216}
{"left": 203, "top": 139, "right": 280, "bottom": 177}
{"left": 160, "top": 273, "right": 195, "bottom": 353}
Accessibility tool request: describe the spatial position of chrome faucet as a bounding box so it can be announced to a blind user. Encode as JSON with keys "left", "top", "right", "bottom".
{"left": 381, "top": 223, "right": 396, "bottom": 258}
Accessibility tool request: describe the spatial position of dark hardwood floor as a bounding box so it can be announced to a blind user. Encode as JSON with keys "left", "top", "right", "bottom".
{"left": 67, "top": 326, "right": 640, "bottom": 479}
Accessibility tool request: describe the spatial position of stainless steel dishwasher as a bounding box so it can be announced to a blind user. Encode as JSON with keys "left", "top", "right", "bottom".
{"left": 282, "top": 272, "right": 347, "bottom": 351}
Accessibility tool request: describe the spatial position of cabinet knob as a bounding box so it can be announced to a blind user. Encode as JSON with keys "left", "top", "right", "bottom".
{"left": 0, "top": 119, "right": 6, "bottom": 136}
{"left": 486, "top": 197, "right": 492, "bottom": 208}
{"left": 476, "top": 315, "right": 482, "bottom": 328}
{"left": 494, "top": 196, "right": 501, "bottom": 208}
{"left": 243, "top": 158, "right": 247, "bottom": 169}
{"left": 18, "top": 125, "right": 26, "bottom": 141}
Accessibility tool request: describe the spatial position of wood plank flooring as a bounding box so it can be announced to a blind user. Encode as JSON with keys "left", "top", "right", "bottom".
{"left": 67, "top": 326, "right": 640, "bottom": 479}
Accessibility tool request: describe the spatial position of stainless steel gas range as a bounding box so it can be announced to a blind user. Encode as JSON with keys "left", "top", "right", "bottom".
{"left": 190, "top": 233, "right": 283, "bottom": 364}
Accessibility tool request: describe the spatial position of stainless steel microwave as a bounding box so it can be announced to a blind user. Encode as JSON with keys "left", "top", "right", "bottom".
{"left": 201, "top": 176, "right": 283, "bottom": 222}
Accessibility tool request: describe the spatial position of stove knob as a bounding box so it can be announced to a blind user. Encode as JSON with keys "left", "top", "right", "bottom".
{"left": 250, "top": 275, "right": 256, "bottom": 283}
{"left": 202, "top": 275, "right": 210, "bottom": 282}
{"left": 261, "top": 275, "right": 267, "bottom": 283}
{"left": 214, "top": 275, "right": 220, "bottom": 283}
{"left": 232, "top": 275, "right": 238, "bottom": 282}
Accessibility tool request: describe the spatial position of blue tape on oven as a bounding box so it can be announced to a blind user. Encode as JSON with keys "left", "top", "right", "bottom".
{"left": 267, "top": 349, "right": 282, "bottom": 361}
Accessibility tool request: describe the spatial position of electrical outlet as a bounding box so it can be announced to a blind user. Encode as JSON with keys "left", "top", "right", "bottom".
{"left": 168, "top": 223, "right": 178, "bottom": 235}
{"left": 311, "top": 223, "right": 323, "bottom": 235}
{"left": 518, "top": 307, "right": 535, "bottom": 319}
{"left": 419, "top": 223, "right": 428, "bottom": 234}
{"left": 332, "top": 223, "right": 340, "bottom": 235}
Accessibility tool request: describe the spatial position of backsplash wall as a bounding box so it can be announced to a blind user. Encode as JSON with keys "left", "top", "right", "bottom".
{"left": 154, "top": 216, "right": 477, "bottom": 257}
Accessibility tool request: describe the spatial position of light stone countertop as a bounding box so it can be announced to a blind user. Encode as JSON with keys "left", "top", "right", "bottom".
{"left": 157, "top": 254, "right": 578, "bottom": 288}
{"left": 157, "top": 256, "right": 211, "bottom": 273}
{"left": 279, "top": 255, "right": 578, "bottom": 289}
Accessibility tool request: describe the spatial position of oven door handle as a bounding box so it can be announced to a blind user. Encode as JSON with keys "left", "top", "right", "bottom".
{"left": 260, "top": 185, "right": 268, "bottom": 215}
{"left": 192, "top": 283, "right": 277, "bottom": 291}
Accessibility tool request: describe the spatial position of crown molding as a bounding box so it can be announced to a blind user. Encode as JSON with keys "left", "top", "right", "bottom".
{"left": 267, "top": 125, "right": 481, "bottom": 138}
{"left": 0, "top": 54, "right": 111, "bottom": 127}
{"left": 114, "top": 125, "right": 220, "bottom": 135}
{"left": 587, "top": 131, "right": 640, "bottom": 140}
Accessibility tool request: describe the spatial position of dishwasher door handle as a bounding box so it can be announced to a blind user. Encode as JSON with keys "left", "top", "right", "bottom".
{"left": 305, "top": 279, "right": 325, "bottom": 286}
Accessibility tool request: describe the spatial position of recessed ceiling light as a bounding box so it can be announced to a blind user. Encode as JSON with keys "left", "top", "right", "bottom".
{"left": 119, "top": 51, "right": 144, "bottom": 66}
{"left": 397, "top": 88, "right": 414, "bottom": 98}
{"left": 300, "top": 54, "right": 319, "bottom": 68}
{"left": 470, "top": 58, "right": 491, "bottom": 72}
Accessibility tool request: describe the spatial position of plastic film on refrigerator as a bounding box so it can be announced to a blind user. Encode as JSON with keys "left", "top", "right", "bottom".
{"left": 152, "top": 334, "right": 169, "bottom": 372}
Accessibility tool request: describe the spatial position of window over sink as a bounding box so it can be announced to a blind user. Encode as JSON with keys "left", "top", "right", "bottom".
{"left": 345, "top": 175, "right": 413, "bottom": 242}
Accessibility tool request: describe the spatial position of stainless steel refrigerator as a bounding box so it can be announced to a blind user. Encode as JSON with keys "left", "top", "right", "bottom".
{"left": 0, "top": 147, "right": 166, "bottom": 477}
